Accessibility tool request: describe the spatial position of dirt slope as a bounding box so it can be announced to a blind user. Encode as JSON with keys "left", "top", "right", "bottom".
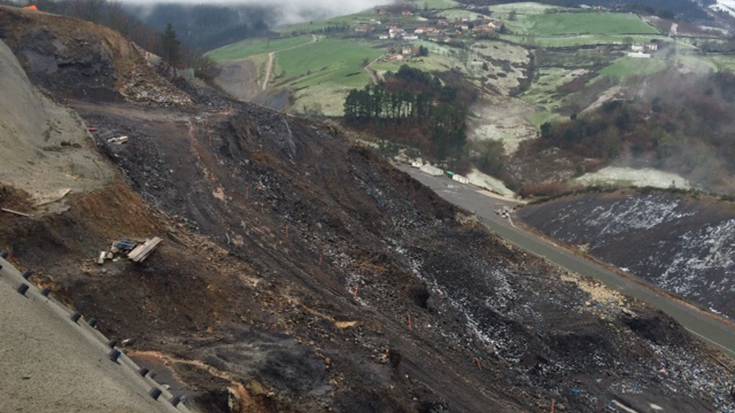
{"left": 0, "top": 39, "right": 113, "bottom": 204}
{"left": 1, "top": 7, "right": 735, "bottom": 413}
{"left": 0, "top": 5, "right": 191, "bottom": 106}
{"left": 519, "top": 189, "right": 735, "bottom": 319}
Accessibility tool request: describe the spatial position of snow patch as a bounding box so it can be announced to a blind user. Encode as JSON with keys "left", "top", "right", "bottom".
{"left": 576, "top": 167, "right": 691, "bottom": 190}
{"left": 467, "top": 168, "right": 515, "bottom": 197}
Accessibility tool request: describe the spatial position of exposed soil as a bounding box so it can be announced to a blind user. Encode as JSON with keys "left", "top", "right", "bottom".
{"left": 0, "top": 5, "right": 191, "bottom": 106}
{"left": 0, "top": 39, "right": 113, "bottom": 204}
{"left": 1, "top": 7, "right": 735, "bottom": 413}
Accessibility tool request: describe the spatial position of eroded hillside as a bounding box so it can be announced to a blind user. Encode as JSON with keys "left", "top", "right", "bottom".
{"left": 520, "top": 189, "right": 735, "bottom": 320}
{"left": 1, "top": 6, "right": 735, "bottom": 413}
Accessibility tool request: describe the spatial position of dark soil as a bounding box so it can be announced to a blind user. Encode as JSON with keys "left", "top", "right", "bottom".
{"left": 1, "top": 8, "right": 734, "bottom": 413}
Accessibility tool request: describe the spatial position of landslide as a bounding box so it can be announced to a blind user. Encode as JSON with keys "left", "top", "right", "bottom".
{"left": 519, "top": 188, "right": 735, "bottom": 319}
{"left": 2, "top": 7, "right": 735, "bottom": 413}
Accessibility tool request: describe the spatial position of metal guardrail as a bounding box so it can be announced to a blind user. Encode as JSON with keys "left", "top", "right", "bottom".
{"left": 0, "top": 253, "right": 193, "bottom": 413}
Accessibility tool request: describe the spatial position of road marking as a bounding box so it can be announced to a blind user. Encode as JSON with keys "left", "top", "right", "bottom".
{"left": 611, "top": 400, "right": 639, "bottom": 413}
{"left": 684, "top": 327, "right": 735, "bottom": 358}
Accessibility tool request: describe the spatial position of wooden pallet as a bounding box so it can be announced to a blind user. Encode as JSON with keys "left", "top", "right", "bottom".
{"left": 127, "top": 237, "right": 163, "bottom": 263}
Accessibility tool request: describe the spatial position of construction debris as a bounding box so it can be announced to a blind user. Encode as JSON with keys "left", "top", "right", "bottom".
{"left": 107, "top": 136, "right": 129, "bottom": 145}
{"left": 96, "top": 238, "right": 162, "bottom": 265}
{"left": 128, "top": 237, "right": 163, "bottom": 263}
{"left": 1, "top": 207, "right": 32, "bottom": 217}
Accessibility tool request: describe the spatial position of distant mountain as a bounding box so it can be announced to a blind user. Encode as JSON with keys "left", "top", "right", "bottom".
{"left": 124, "top": 3, "right": 276, "bottom": 51}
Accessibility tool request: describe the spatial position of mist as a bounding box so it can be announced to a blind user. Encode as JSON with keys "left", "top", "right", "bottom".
{"left": 122, "top": 0, "right": 393, "bottom": 26}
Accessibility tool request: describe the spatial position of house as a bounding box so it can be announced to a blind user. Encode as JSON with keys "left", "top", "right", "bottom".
{"left": 645, "top": 43, "right": 659, "bottom": 52}
{"left": 401, "top": 47, "right": 414, "bottom": 55}
{"left": 631, "top": 44, "right": 644, "bottom": 52}
{"left": 389, "top": 26, "right": 405, "bottom": 39}
{"left": 378, "top": 34, "right": 389, "bottom": 40}
{"left": 627, "top": 51, "right": 652, "bottom": 58}
{"left": 388, "top": 54, "right": 405, "bottom": 61}
{"left": 402, "top": 10, "right": 414, "bottom": 17}
{"left": 403, "top": 34, "right": 419, "bottom": 41}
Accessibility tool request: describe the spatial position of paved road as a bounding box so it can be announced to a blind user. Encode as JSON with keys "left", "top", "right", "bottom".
{"left": 401, "top": 166, "right": 735, "bottom": 359}
{"left": 0, "top": 257, "right": 189, "bottom": 413}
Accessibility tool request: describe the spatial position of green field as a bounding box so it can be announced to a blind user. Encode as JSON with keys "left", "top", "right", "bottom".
{"left": 709, "top": 54, "right": 735, "bottom": 73}
{"left": 275, "top": 38, "right": 382, "bottom": 88}
{"left": 599, "top": 56, "right": 667, "bottom": 80}
{"left": 207, "top": 36, "right": 314, "bottom": 62}
{"left": 410, "top": 0, "right": 459, "bottom": 9}
{"left": 500, "top": 33, "right": 667, "bottom": 48}
{"left": 266, "top": 38, "right": 383, "bottom": 116}
{"left": 507, "top": 12, "right": 659, "bottom": 36}
{"left": 438, "top": 9, "right": 486, "bottom": 20}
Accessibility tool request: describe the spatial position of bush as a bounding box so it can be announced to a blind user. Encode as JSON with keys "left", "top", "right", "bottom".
{"left": 519, "top": 181, "right": 574, "bottom": 198}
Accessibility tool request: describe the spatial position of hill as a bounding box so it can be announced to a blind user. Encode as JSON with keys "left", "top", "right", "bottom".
{"left": 1, "top": 5, "right": 735, "bottom": 413}
{"left": 519, "top": 188, "right": 735, "bottom": 319}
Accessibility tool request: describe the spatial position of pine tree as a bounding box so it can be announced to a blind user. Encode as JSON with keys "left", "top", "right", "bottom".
{"left": 160, "top": 23, "right": 180, "bottom": 70}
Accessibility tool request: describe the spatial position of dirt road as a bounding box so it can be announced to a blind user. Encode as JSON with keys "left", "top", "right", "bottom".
{"left": 261, "top": 34, "right": 319, "bottom": 92}
{"left": 400, "top": 165, "right": 735, "bottom": 359}
{"left": 262, "top": 52, "right": 275, "bottom": 91}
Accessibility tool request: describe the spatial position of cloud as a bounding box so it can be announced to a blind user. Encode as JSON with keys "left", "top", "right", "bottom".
{"left": 121, "top": 0, "right": 394, "bottom": 25}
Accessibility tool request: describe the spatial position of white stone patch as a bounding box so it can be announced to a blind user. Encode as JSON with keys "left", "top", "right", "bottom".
{"left": 576, "top": 167, "right": 691, "bottom": 190}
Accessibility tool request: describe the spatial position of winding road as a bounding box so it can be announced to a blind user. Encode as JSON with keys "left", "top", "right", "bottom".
{"left": 400, "top": 165, "right": 735, "bottom": 359}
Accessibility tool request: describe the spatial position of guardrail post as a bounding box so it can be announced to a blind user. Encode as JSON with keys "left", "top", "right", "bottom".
{"left": 109, "top": 349, "right": 122, "bottom": 362}
{"left": 170, "top": 395, "right": 184, "bottom": 407}
{"left": 70, "top": 312, "right": 82, "bottom": 323}
{"left": 149, "top": 388, "right": 162, "bottom": 400}
{"left": 17, "top": 284, "right": 29, "bottom": 296}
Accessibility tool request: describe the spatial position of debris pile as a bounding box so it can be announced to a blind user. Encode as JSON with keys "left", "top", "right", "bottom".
{"left": 120, "top": 67, "right": 193, "bottom": 107}
{"left": 97, "top": 237, "right": 162, "bottom": 265}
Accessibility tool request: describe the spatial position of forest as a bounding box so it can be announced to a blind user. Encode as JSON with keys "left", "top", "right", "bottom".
{"left": 537, "top": 71, "right": 735, "bottom": 192}
{"left": 344, "top": 66, "right": 474, "bottom": 161}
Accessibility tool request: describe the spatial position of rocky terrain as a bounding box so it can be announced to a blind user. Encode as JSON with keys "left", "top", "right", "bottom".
{"left": 1, "top": 5, "right": 735, "bottom": 413}
{"left": 520, "top": 189, "right": 735, "bottom": 320}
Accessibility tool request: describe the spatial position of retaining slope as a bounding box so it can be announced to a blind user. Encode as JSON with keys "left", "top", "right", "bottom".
{"left": 0, "top": 254, "right": 194, "bottom": 413}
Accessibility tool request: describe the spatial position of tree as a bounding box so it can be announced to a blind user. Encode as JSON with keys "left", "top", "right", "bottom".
{"left": 472, "top": 140, "right": 506, "bottom": 176}
{"left": 418, "top": 46, "right": 429, "bottom": 57}
{"left": 160, "top": 23, "right": 180, "bottom": 70}
{"left": 508, "top": 10, "right": 517, "bottom": 21}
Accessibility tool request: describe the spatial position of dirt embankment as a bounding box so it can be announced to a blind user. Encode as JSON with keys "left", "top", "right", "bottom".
{"left": 520, "top": 189, "right": 735, "bottom": 319}
{"left": 0, "top": 39, "right": 113, "bottom": 205}
{"left": 0, "top": 5, "right": 191, "bottom": 106}
{"left": 1, "top": 7, "right": 735, "bottom": 413}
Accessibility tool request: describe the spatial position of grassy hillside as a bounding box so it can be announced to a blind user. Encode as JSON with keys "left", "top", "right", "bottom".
{"left": 519, "top": 12, "right": 659, "bottom": 35}
{"left": 208, "top": 35, "right": 314, "bottom": 62}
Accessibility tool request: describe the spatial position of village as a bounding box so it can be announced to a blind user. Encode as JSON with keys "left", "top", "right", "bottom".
{"left": 352, "top": 3, "right": 505, "bottom": 61}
